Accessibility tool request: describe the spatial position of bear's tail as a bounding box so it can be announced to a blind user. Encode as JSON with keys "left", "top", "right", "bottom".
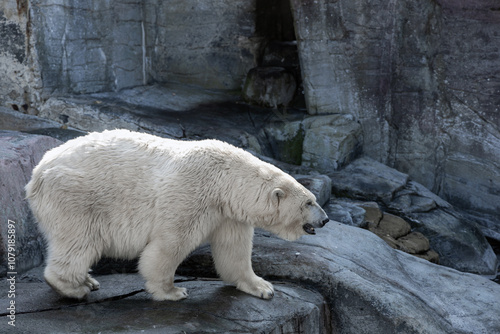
{"left": 25, "top": 168, "right": 43, "bottom": 201}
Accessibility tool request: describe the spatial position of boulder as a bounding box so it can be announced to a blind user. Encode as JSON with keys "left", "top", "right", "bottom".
{"left": 330, "top": 157, "right": 409, "bottom": 203}
{"left": 370, "top": 213, "right": 411, "bottom": 239}
{"left": 295, "top": 174, "right": 332, "bottom": 207}
{"left": 301, "top": 114, "right": 362, "bottom": 172}
{"left": 330, "top": 157, "right": 497, "bottom": 274}
{"left": 263, "top": 113, "right": 363, "bottom": 171}
{"left": 264, "top": 118, "right": 304, "bottom": 165}
{"left": 324, "top": 198, "right": 366, "bottom": 228}
{"left": 396, "top": 232, "right": 430, "bottom": 254}
{"left": 0, "top": 131, "right": 62, "bottom": 275}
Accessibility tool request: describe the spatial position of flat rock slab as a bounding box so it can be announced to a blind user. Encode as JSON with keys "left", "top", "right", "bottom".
{"left": 0, "top": 273, "right": 327, "bottom": 333}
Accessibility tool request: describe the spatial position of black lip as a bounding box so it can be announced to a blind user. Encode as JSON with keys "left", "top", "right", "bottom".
{"left": 303, "top": 223, "right": 316, "bottom": 235}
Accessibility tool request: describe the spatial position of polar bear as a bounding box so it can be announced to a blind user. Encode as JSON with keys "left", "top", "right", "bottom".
{"left": 26, "top": 129, "right": 329, "bottom": 301}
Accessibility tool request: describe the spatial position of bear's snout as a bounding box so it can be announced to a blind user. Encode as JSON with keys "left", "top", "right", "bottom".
{"left": 321, "top": 218, "right": 329, "bottom": 226}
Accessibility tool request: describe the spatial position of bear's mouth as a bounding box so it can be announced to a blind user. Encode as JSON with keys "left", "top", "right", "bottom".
{"left": 303, "top": 223, "right": 316, "bottom": 235}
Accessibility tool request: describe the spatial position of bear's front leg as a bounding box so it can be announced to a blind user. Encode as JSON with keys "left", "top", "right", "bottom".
{"left": 210, "top": 222, "right": 274, "bottom": 299}
{"left": 138, "top": 238, "right": 190, "bottom": 301}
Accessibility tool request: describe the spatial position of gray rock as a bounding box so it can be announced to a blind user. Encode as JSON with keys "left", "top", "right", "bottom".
{"left": 330, "top": 157, "right": 409, "bottom": 203}
{"left": 264, "top": 118, "right": 304, "bottom": 165}
{"left": 242, "top": 67, "right": 297, "bottom": 108}
{"left": 330, "top": 157, "right": 497, "bottom": 275}
{"left": 146, "top": 0, "right": 259, "bottom": 90}
{"left": 294, "top": 174, "right": 332, "bottom": 207}
{"left": 263, "top": 113, "right": 363, "bottom": 171}
{"left": 0, "top": 107, "right": 61, "bottom": 131}
{"left": 37, "top": 87, "right": 265, "bottom": 151}
{"left": 288, "top": 0, "right": 500, "bottom": 239}
{"left": 184, "top": 225, "right": 500, "bottom": 334}
{"left": 302, "top": 114, "right": 363, "bottom": 172}
{"left": 0, "top": 273, "right": 327, "bottom": 333}
{"left": 0, "top": 131, "right": 62, "bottom": 275}
{"left": 409, "top": 209, "right": 497, "bottom": 275}
{"left": 324, "top": 198, "right": 367, "bottom": 228}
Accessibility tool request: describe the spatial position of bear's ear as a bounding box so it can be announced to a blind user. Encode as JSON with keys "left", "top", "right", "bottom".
{"left": 272, "top": 188, "right": 285, "bottom": 205}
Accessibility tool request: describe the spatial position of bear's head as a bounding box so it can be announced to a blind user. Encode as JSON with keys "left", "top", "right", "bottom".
{"left": 255, "top": 173, "right": 329, "bottom": 241}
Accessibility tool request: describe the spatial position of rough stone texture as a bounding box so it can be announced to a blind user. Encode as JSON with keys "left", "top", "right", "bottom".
{"left": 263, "top": 117, "right": 305, "bottom": 165}
{"left": 0, "top": 2, "right": 41, "bottom": 112}
{"left": 289, "top": 0, "right": 500, "bottom": 239}
{"left": 0, "top": 131, "right": 62, "bottom": 275}
{"left": 30, "top": 0, "right": 145, "bottom": 95}
{"left": 326, "top": 199, "right": 438, "bottom": 263}
{"left": 331, "top": 157, "right": 498, "bottom": 275}
{"left": 301, "top": 114, "right": 363, "bottom": 172}
{"left": 397, "top": 232, "right": 430, "bottom": 255}
{"left": 324, "top": 199, "right": 367, "bottom": 228}
{"left": 264, "top": 113, "right": 363, "bottom": 171}
{"left": 144, "top": 0, "right": 259, "bottom": 90}
{"left": 294, "top": 174, "right": 331, "bottom": 207}
{"left": 183, "top": 225, "right": 500, "bottom": 334}
{"left": 0, "top": 106, "right": 61, "bottom": 131}
{"left": 371, "top": 213, "right": 412, "bottom": 239}
{"left": 0, "top": 272, "right": 329, "bottom": 333}
{"left": 331, "top": 157, "right": 409, "bottom": 203}
{"left": 29, "top": 0, "right": 259, "bottom": 95}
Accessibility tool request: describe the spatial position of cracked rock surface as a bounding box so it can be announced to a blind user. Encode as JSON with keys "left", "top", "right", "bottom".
{"left": 0, "top": 269, "right": 328, "bottom": 333}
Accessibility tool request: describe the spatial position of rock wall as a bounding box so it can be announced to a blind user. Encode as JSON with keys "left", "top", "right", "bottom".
{"left": 144, "top": 0, "right": 259, "bottom": 90}
{"left": 28, "top": 0, "right": 260, "bottom": 95}
{"left": 290, "top": 0, "right": 500, "bottom": 234}
{"left": 30, "top": 0, "right": 145, "bottom": 95}
{"left": 0, "top": 0, "right": 41, "bottom": 114}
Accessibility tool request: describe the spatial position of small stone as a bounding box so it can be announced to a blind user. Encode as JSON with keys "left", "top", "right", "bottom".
{"left": 396, "top": 232, "right": 430, "bottom": 254}
{"left": 414, "top": 250, "right": 440, "bottom": 264}
{"left": 358, "top": 202, "right": 383, "bottom": 228}
{"left": 370, "top": 213, "right": 411, "bottom": 239}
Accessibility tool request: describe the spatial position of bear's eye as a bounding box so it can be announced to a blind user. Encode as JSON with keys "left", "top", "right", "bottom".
{"left": 306, "top": 200, "right": 313, "bottom": 206}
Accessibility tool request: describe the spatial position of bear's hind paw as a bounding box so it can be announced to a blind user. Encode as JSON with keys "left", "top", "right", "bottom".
{"left": 85, "top": 274, "right": 100, "bottom": 291}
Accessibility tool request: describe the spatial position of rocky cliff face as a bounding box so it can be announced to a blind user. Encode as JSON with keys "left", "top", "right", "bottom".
{"left": 290, "top": 0, "right": 500, "bottom": 237}
{"left": 1, "top": 0, "right": 499, "bottom": 239}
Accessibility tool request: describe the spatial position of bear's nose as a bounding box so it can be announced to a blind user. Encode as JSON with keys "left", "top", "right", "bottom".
{"left": 322, "top": 218, "right": 329, "bottom": 226}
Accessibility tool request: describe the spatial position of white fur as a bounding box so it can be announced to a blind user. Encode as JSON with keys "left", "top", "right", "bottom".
{"left": 25, "top": 129, "right": 328, "bottom": 300}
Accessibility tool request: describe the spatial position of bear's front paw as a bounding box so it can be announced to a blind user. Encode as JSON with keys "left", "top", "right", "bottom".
{"left": 237, "top": 277, "right": 274, "bottom": 300}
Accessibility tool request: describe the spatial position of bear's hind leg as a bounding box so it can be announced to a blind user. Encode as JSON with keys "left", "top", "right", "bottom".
{"left": 138, "top": 238, "right": 191, "bottom": 301}
{"left": 44, "top": 244, "right": 100, "bottom": 299}
{"left": 210, "top": 223, "right": 274, "bottom": 299}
